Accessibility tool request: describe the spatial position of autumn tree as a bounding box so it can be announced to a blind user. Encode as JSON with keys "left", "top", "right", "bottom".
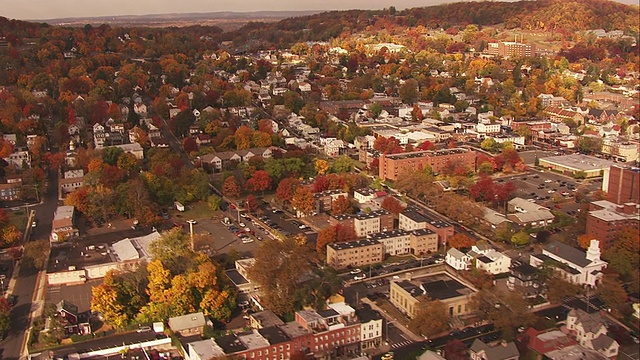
{"left": 331, "top": 195, "right": 353, "bottom": 216}
{"left": 381, "top": 196, "right": 405, "bottom": 216}
{"left": 409, "top": 299, "right": 449, "bottom": 337}
{"left": 596, "top": 275, "right": 628, "bottom": 316}
{"left": 317, "top": 226, "right": 338, "bottom": 254}
{"left": 448, "top": 233, "right": 476, "bottom": 249}
{"left": 511, "top": 231, "right": 530, "bottom": 246}
{"left": 399, "top": 78, "right": 419, "bottom": 104}
{"left": 222, "top": 175, "right": 241, "bottom": 198}
{"left": 444, "top": 339, "right": 468, "bottom": 360}
{"left": 22, "top": 240, "right": 49, "bottom": 270}
{"left": 248, "top": 237, "right": 314, "bottom": 315}
{"left": 245, "top": 194, "right": 259, "bottom": 213}
{"left": 291, "top": 186, "right": 314, "bottom": 217}
{"left": 603, "top": 226, "right": 639, "bottom": 290}
{"left": 315, "top": 159, "right": 329, "bottom": 175}
{"left": 276, "top": 177, "right": 300, "bottom": 205}
{"left": 245, "top": 170, "right": 271, "bottom": 195}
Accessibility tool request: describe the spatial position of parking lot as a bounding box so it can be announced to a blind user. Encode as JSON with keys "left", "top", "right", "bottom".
{"left": 498, "top": 168, "right": 601, "bottom": 207}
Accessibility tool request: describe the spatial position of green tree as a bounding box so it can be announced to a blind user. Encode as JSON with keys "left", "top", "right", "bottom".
{"left": 0, "top": 298, "right": 10, "bottom": 337}
{"left": 207, "top": 194, "right": 222, "bottom": 211}
{"left": 511, "top": 231, "right": 530, "bottom": 246}
{"left": 332, "top": 155, "right": 354, "bottom": 174}
{"left": 149, "top": 228, "right": 195, "bottom": 275}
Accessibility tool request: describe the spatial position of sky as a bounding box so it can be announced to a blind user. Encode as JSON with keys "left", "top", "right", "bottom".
{"left": 1, "top": 0, "right": 637, "bottom": 21}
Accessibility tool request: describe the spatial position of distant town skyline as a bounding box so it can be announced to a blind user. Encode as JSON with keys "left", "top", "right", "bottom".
{"left": 2, "top": 0, "right": 637, "bottom": 21}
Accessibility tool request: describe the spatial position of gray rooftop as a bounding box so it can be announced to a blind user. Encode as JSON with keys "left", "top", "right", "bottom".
{"left": 328, "top": 238, "right": 381, "bottom": 251}
{"left": 168, "top": 312, "right": 205, "bottom": 332}
{"left": 539, "top": 154, "right": 616, "bottom": 171}
{"left": 543, "top": 241, "right": 592, "bottom": 268}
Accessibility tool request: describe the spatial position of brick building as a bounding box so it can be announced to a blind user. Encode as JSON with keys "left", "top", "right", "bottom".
{"left": 378, "top": 148, "right": 476, "bottom": 181}
{"left": 586, "top": 200, "right": 639, "bottom": 249}
{"left": 326, "top": 239, "right": 384, "bottom": 269}
{"left": 328, "top": 210, "right": 394, "bottom": 237}
{"left": 485, "top": 41, "right": 536, "bottom": 58}
{"left": 605, "top": 165, "right": 640, "bottom": 204}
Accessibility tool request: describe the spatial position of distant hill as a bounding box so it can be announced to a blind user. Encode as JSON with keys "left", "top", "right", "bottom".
{"left": 222, "top": 0, "right": 638, "bottom": 45}
{"left": 36, "top": 11, "right": 324, "bottom": 31}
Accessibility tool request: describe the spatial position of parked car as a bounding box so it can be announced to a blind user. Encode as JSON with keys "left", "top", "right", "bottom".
{"left": 353, "top": 273, "right": 366, "bottom": 281}
{"left": 136, "top": 326, "right": 152, "bottom": 333}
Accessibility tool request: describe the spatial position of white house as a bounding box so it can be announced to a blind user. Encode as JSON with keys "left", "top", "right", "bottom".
{"left": 529, "top": 240, "right": 607, "bottom": 287}
{"left": 475, "top": 250, "right": 512, "bottom": 275}
{"left": 566, "top": 308, "right": 619, "bottom": 359}
{"left": 324, "top": 139, "right": 345, "bottom": 157}
{"left": 446, "top": 248, "right": 472, "bottom": 271}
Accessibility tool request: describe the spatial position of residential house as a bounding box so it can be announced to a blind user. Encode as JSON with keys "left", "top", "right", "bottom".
{"left": 0, "top": 175, "right": 22, "bottom": 201}
{"left": 507, "top": 197, "right": 555, "bottom": 227}
{"left": 314, "top": 189, "right": 348, "bottom": 214}
{"left": 446, "top": 248, "right": 472, "bottom": 271}
{"left": 56, "top": 300, "right": 91, "bottom": 335}
{"left": 168, "top": 312, "right": 206, "bottom": 337}
{"left": 519, "top": 328, "right": 577, "bottom": 358}
{"left": 529, "top": 240, "right": 607, "bottom": 287}
{"left": 353, "top": 188, "right": 387, "bottom": 204}
{"left": 59, "top": 169, "right": 84, "bottom": 199}
{"left": 507, "top": 261, "right": 544, "bottom": 298}
{"left": 3, "top": 148, "right": 31, "bottom": 169}
{"left": 566, "top": 308, "right": 619, "bottom": 359}
{"left": 474, "top": 250, "right": 512, "bottom": 275}
{"left": 469, "top": 339, "right": 519, "bottom": 360}
{"left": 356, "top": 307, "right": 383, "bottom": 352}
{"left": 51, "top": 205, "right": 79, "bottom": 242}
{"left": 324, "top": 139, "right": 345, "bottom": 157}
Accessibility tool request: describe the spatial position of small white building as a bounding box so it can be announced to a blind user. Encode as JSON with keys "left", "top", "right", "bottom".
{"left": 475, "top": 250, "right": 512, "bottom": 275}
{"left": 446, "top": 248, "right": 472, "bottom": 271}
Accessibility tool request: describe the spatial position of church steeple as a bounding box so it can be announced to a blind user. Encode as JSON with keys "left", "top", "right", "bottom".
{"left": 586, "top": 239, "right": 601, "bottom": 262}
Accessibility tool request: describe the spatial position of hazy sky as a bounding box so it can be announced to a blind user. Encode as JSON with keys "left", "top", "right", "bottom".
{"left": 1, "top": 0, "right": 637, "bottom": 21}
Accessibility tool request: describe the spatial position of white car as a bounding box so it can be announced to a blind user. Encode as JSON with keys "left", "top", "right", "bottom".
{"left": 547, "top": 190, "right": 555, "bottom": 194}
{"left": 350, "top": 268, "right": 362, "bottom": 275}
{"left": 544, "top": 179, "right": 553, "bottom": 183}
{"left": 353, "top": 273, "right": 366, "bottom": 281}
{"left": 239, "top": 222, "right": 246, "bottom": 227}
{"left": 242, "top": 238, "right": 254, "bottom": 244}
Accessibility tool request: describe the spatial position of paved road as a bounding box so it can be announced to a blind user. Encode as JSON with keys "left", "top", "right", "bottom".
{"left": 1, "top": 168, "right": 59, "bottom": 359}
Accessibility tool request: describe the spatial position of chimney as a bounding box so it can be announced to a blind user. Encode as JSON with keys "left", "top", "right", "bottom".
{"left": 622, "top": 202, "right": 637, "bottom": 215}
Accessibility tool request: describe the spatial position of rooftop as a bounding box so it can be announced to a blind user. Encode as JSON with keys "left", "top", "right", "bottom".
{"left": 368, "top": 229, "right": 410, "bottom": 241}
{"left": 539, "top": 154, "right": 616, "bottom": 171}
{"left": 237, "top": 330, "right": 270, "bottom": 350}
{"left": 258, "top": 326, "right": 291, "bottom": 345}
{"left": 215, "top": 334, "right": 248, "bottom": 354}
{"left": 328, "top": 238, "right": 381, "bottom": 251}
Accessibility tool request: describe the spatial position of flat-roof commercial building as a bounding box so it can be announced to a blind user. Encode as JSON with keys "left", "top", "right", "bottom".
{"left": 389, "top": 273, "right": 477, "bottom": 319}
{"left": 379, "top": 148, "right": 476, "bottom": 181}
{"left": 538, "top": 154, "right": 616, "bottom": 178}
{"left": 326, "top": 239, "right": 384, "bottom": 270}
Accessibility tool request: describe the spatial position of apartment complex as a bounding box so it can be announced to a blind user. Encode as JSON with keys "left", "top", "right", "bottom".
{"left": 378, "top": 148, "right": 476, "bottom": 181}
{"left": 326, "top": 239, "right": 384, "bottom": 269}
{"left": 367, "top": 228, "right": 438, "bottom": 256}
{"left": 485, "top": 41, "right": 537, "bottom": 58}
{"left": 328, "top": 210, "right": 394, "bottom": 237}
{"left": 586, "top": 200, "right": 639, "bottom": 249}
{"left": 389, "top": 273, "right": 476, "bottom": 318}
{"left": 605, "top": 165, "right": 640, "bottom": 204}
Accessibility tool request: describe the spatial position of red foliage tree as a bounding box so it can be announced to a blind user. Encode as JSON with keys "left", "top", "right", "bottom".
{"left": 420, "top": 140, "right": 435, "bottom": 151}
{"left": 469, "top": 175, "right": 496, "bottom": 202}
{"left": 182, "top": 137, "right": 198, "bottom": 154}
{"left": 245, "top": 194, "right": 259, "bottom": 213}
{"left": 316, "top": 226, "right": 338, "bottom": 253}
{"left": 331, "top": 195, "right": 353, "bottom": 216}
{"left": 444, "top": 339, "right": 468, "bottom": 360}
{"left": 246, "top": 170, "right": 272, "bottom": 194}
{"left": 381, "top": 196, "right": 405, "bottom": 215}
{"left": 335, "top": 224, "right": 358, "bottom": 242}
{"left": 448, "top": 233, "right": 476, "bottom": 249}
{"left": 276, "top": 177, "right": 300, "bottom": 204}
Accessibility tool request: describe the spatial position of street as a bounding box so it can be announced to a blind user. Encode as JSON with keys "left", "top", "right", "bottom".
{"left": 1, "top": 168, "right": 60, "bottom": 360}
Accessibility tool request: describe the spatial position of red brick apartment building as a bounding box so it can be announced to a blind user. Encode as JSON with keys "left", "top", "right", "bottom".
{"left": 586, "top": 200, "right": 639, "bottom": 249}
{"left": 606, "top": 165, "right": 640, "bottom": 204}
{"left": 378, "top": 148, "right": 476, "bottom": 181}
{"left": 485, "top": 41, "right": 537, "bottom": 58}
